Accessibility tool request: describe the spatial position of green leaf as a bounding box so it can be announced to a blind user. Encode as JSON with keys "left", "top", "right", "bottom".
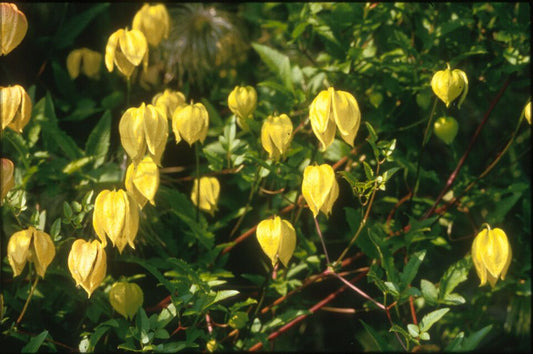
{"left": 252, "top": 42, "right": 294, "bottom": 93}
{"left": 420, "top": 279, "right": 438, "bottom": 305}
{"left": 360, "top": 320, "right": 390, "bottom": 351}
{"left": 438, "top": 257, "right": 471, "bottom": 301}
{"left": 456, "top": 325, "right": 492, "bottom": 351}
{"left": 400, "top": 249, "right": 426, "bottom": 290}
{"left": 441, "top": 293, "right": 466, "bottom": 305}
{"left": 21, "top": 330, "right": 48, "bottom": 353}
{"left": 419, "top": 308, "right": 450, "bottom": 333}
{"left": 85, "top": 110, "right": 111, "bottom": 168}
{"left": 407, "top": 323, "right": 419, "bottom": 337}
{"left": 212, "top": 290, "right": 239, "bottom": 305}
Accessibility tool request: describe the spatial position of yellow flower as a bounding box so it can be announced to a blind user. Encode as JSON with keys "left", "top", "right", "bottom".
{"left": 1, "top": 84, "right": 32, "bottom": 133}
{"left": 125, "top": 156, "right": 159, "bottom": 208}
{"left": 68, "top": 239, "right": 106, "bottom": 298}
{"left": 172, "top": 102, "right": 209, "bottom": 146}
{"left": 152, "top": 89, "right": 186, "bottom": 120}
{"left": 228, "top": 85, "right": 257, "bottom": 130}
{"left": 66, "top": 48, "right": 102, "bottom": 79}
{"left": 93, "top": 189, "right": 139, "bottom": 254}
{"left": 132, "top": 3, "right": 170, "bottom": 47}
{"left": 472, "top": 226, "right": 512, "bottom": 288}
{"left": 309, "top": 87, "right": 361, "bottom": 151}
{"left": 109, "top": 281, "right": 144, "bottom": 320}
{"left": 0, "top": 3, "right": 28, "bottom": 55}
{"left": 524, "top": 101, "right": 531, "bottom": 125}
{"left": 431, "top": 64, "right": 469, "bottom": 108}
{"left": 256, "top": 216, "right": 296, "bottom": 267}
{"left": 1, "top": 158, "right": 15, "bottom": 202}
{"left": 261, "top": 114, "right": 293, "bottom": 160}
{"left": 301, "top": 164, "right": 339, "bottom": 218}
{"left": 119, "top": 103, "right": 168, "bottom": 164}
{"left": 7, "top": 226, "right": 56, "bottom": 278}
{"left": 191, "top": 177, "right": 220, "bottom": 215}
{"left": 433, "top": 116, "right": 459, "bottom": 145}
{"left": 105, "top": 28, "right": 148, "bottom": 78}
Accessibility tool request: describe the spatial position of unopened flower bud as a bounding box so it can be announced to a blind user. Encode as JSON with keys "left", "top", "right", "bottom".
{"left": 68, "top": 239, "right": 106, "bottom": 298}
{"left": 66, "top": 48, "right": 102, "bottom": 79}
{"left": 152, "top": 89, "right": 186, "bottom": 120}
{"left": 261, "top": 114, "right": 293, "bottom": 160}
{"left": 524, "top": 101, "right": 531, "bottom": 125}
{"left": 228, "top": 86, "right": 257, "bottom": 130}
{"left": 172, "top": 102, "right": 209, "bottom": 146}
{"left": 431, "top": 64, "right": 468, "bottom": 108}
{"left": 1, "top": 158, "right": 15, "bottom": 201}
{"left": 7, "top": 226, "right": 56, "bottom": 278}
{"left": 105, "top": 28, "right": 148, "bottom": 78}
{"left": 256, "top": 216, "right": 296, "bottom": 267}
{"left": 125, "top": 156, "right": 159, "bottom": 208}
{"left": 472, "top": 225, "right": 512, "bottom": 288}
{"left": 301, "top": 164, "right": 339, "bottom": 217}
{"left": 191, "top": 177, "right": 220, "bottom": 215}
{"left": 1, "top": 3, "right": 28, "bottom": 55}
{"left": 1, "top": 84, "right": 32, "bottom": 133}
{"left": 109, "top": 281, "right": 144, "bottom": 320}
{"left": 433, "top": 116, "right": 459, "bottom": 145}
{"left": 132, "top": 3, "right": 170, "bottom": 47}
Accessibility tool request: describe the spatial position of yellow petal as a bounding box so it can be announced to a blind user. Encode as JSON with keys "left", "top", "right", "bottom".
{"left": 256, "top": 217, "right": 282, "bottom": 266}
{"left": 119, "top": 29, "right": 148, "bottom": 67}
{"left": 31, "top": 229, "right": 56, "bottom": 278}
{"left": 105, "top": 29, "right": 122, "bottom": 72}
{"left": 0, "top": 3, "right": 28, "bottom": 55}
{"left": 302, "top": 164, "right": 338, "bottom": 217}
{"left": 119, "top": 106, "right": 146, "bottom": 162}
{"left": 278, "top": 219, "right": 296, "bottom": 267}
{"left": 7, "top": 229, "right": 32, "bottom": 277}
{"left": 261, "top": 114, "right": 293, "bottom": 160}
{"left": 143, "top": 104, "right": 168, "bottom": 161}
{"left": 173, "top": 103, "right": 209, "bottom": 146}
{"left": 103, "top": 190, "right": 127, "bottom": 249}
{"left": 85, "top": 241, "right": 106, "bottom": 298}
{"left": 332, "top": 89, "right": 361, "bottom": 147}
{"left": 66, "top": 49, "right": 83, "bottom": 79}
{"left": 124, "top": 192, "right": 139, "bottom": 251}
{"left": 1, "top": 158, "right": 15, "bottom": 201}
{"left": 80, "top": 48, "right": 102, "bottom": 79}
{"left": 132, "top": 4, "right": 170, "bottom": 47}
{"left": 109, "top": 281, "right": 144, "bottom": 320}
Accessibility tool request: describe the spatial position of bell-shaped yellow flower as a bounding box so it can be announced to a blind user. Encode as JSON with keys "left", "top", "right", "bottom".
{"left": 228, "top": 85, "right": 257, "bottom": 130}
{"left": 471, "top": 226, "right": 512, "bottom": 288}
{"left": 132, "top": 3, "right": 170, "bottom": 47}
{"left": 68, "top": 239, "right": 106, "bottom": 298}
{"left": 524, "top": 101, "right": 531, "bottom": 125}
{"left": 152, "top": 89, "right": 186, "bottom": 120}
{"left": 301, "top": 164, "right": 339, "bottom": 218}
{"left": 256, "top": 216, "right": 296, "bottom": 267}
{"left": 119, "top": 103, "right": 168, "bottom": 164}
{"left": 191, "top": 177, "right": 220, "bottom": 215}
{"left": 261, "top": 114, "right": 293, "bottom": 160}
{"left": 309, "top": 87, "right": 361, "bottom": 151}
{"left": 1, "top": 85, "right": 32, "bottom": 133}
{"left": 0, "top": 3, "right": 28, "bottom": 56}
{"left": 1, "top": 158, "right": 15, "bottom": 202}
{"left": 431, "top": 64, "right": 469, "bottom": 109}
{"left": 125, "top": 156, "right": 159, "bottom": 208}
{"left": 105, "top": 28, "right": 148, "bottom": 78}
{"left": 172, "top": 102, "right": 209, "bottom": 146}
{"left": 109, "top": 281, "right": 144, "bottom": 320}
{"left": 7, "top": 226, "right": 56, "bottom": 278}
{"left": 66, "top": 48, "right": 102, "bottom": 80}
{"left": 93, "top": 189, "right": 139, "bottom": 254}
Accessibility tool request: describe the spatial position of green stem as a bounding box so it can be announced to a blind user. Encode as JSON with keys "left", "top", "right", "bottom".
{"left": 314, "top": 217, "right": 331, "bottom": 265}
{"left": 229, "top": 165, "right": 262, "bottom": 238}
{"left": 195, "top": 142, "right": 201, "bottom": 222}
{"left": 16, "top": 272, "right": 39, "bottom": 326}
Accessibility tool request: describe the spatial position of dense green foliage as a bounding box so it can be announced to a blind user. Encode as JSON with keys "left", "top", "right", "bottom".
{"left": 1, "top": 3, "right": 530, "bottom": 352}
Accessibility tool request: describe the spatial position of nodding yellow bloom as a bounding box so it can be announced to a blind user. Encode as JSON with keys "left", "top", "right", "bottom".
{"left": 68, "top": 239, "right": 106, "bottom": 298}
{"left": 109, "top": 281, "right": 144, "bottom": 320}
{"left": 309, "top": 87, "right": 361, "bottom": 151}
{"left": 132, "top": 3, "right": 170, "bottom": 47}
{"left": 0, "top": 3, "right": 28, "bottom": 56}
{"left": 7, "top": 227, "right": 56, "bottom": 278}
{"left": 191, "top": 177, "right": 220, "bottom": 215}
{"left": 431, "top": 64, "right": 468, "bottom": 109}
{"left": 471, "top": 225, "right": 512, "bottom": 288}
{"left": 152, "top": 89, "right": 186, "bottom": 120}
{"left": 1, "top": 84, "right": 32, "bottom": 133}
{"left": 228, "top": 86, "right": 257, "bottom": 130}
{"left": 66, "top": 48, "right": 102, "bottom": 79}
{"left": 261, "top": 114, "right": 293, "bottom": 161}
{"left": 105, "top": 28, "right": 148, "bottom": 78}
{"left": 125, "top": 156, "right": 159, "bottom": 208}
{"left": 93, "top": 189, "right": 139, "bottom": 254}
{"left": 301, "top": 164, "right": 339, "bottom": 218}
{"left": 119, "top": 103, "right": 168, "bottom": 164}
{"left": 172, "top": 102, "right": 209, "bottom": 146}
{"left": 524, "top": 101, "right": 531, "bottom": 125}
{"left": 256, "top": 216, "right": 296, "bottom": 267}
{"left": 1, "top": 158, "right": 15, "bottom": 202}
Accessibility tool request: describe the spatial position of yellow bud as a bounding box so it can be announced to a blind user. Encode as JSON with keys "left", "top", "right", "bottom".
{"left": 172, "top": 102, "right": 209, "bottom": 146}
{"left": 524, "top": 101, "right": 531, "bottom": 125}
{"left": 261, "top": 114, "right": 293, "bottom": 160}
{"left": 66, "top": 48, "right": 102, "bottom": 80}
{"left": 1, "top": 158, "right": 15, "bottom": 202}
{"left": 68, "top": 239, "right": 107, "bottom": 298}
{"left": 309, "top": 89, "right": 336, "bottom": 151}
{"left": 125, "top": 156, "right": 159, "bottom": 208}
{"left": 228, "top": 85, "right": 257, "bottom": 130}
{"left": 132, "top": 3, "right": 170, "bottom": 47}
{"left": 191, "top": 177, "right": 220, "bottom": 215}
{"left": 7, "top": 227, "right": 56, "bottom": 278}
{"left": 206, "top": 339, "right": 217, "bottom": 352}
{"left": 93, "top": 189, "right": 139, "bottom": 254}
{"left": 0, "top": 3, "right": 28, "bottom": 55}
{"left": 109, "top": 281, "right": 144, "bottom": 320}
{"left": 471, "top": 226, "right": 512, "bottom": 288}
{"left": 431, "top": 64, "right": 469, "bottom": 109}
{"left": 152, "top": 89, "right": 186, "bottom": 120}
{"left": 105, "top": 28, "right": 148, "bottom": 78}
{"left": 256, "top": 216, "right": 296, "bottom": 267}
{"left": 301, "top": 164, "right": 339, "bottom": 218}
{"left": 119, "top": 103, "right": 168, "bottom": 164}
{"left": 1, "top": 84, "right": 32, "bottom": 133}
